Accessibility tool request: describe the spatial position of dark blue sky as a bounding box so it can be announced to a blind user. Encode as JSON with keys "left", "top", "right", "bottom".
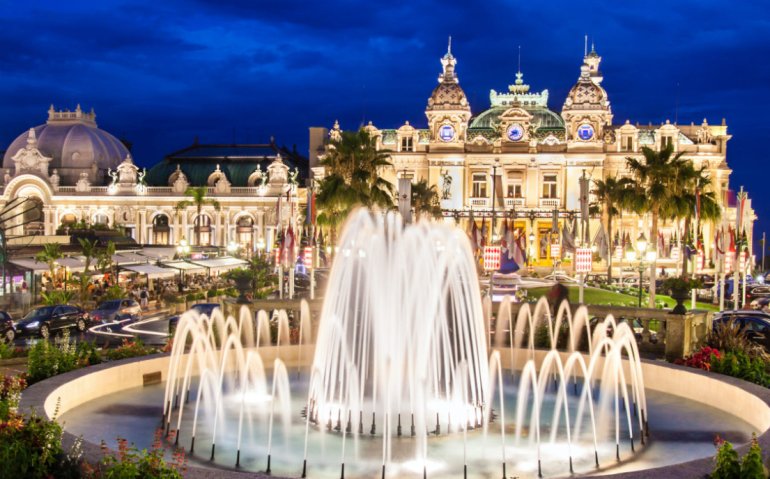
{"left": 2, "top": 0, "right": 770, "bottom": 242}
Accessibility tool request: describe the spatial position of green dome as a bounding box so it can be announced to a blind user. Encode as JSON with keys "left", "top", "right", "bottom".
{"left": 470, "top": 106, "right": 565, "bottom": 130}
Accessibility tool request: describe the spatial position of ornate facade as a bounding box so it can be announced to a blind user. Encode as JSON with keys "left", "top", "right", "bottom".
{"left": 312, "top": 44, "right": 756, "bottom": 272}
{"left": 1, "top": 107, "right": 306, "bottom": 256}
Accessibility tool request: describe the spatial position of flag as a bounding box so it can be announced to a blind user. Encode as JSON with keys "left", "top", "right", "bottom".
{"left": 481, "top": 219, "right": 488, "bottom": 249}
{"left": 593, "top": 225, "right": 609, "bottom": 262}
{"left": 498, "top": 222, "right": 520, "bottom": 273}
{"left": 737, "top": 188, "right": 747, "bottom": 232}
{"left": 551, "top": 209, "right": 559, "bottom": 233}
{"left": 470, "top": 220, "right": 480, "bottom": 254}
{"left": 282, "top": 224, "right": 295, "bottom": 267}
{"left": 562, "top": 222, "right": 576, "bottom": 254}
{"left": 306, "top": 189, "right": 316, "bottom": 225}
{"left": 695, "top": 186, "right": 701, "bottom": 221}
{"left": 512, "top": 232, "right": 527, "bottom": 266}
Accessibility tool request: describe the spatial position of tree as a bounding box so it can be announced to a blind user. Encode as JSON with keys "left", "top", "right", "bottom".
{"left": 75, "top": 238, "right": 98, "bottom": 305}
{"left": 96, "top": 240, "right": 117, "bottom": 280}
{"left": 411, "top": 179, "right": 442, "bottom": 221}
{"left": 664, "top": 163, "right": 721, "bottom": 276}
{"left": 591, "top": 176, "right": 635, "bottom": 283}
{"left": 175, "top": 186, "right": 221, "bottom": 247}
{"left": 626, "top": 144, "right": 690, "bottom": 307}
{"left": 35, "top": 243, "right": 62, "bottom": 291}
{"left": 316, "top": 129, "right": 395, "bottom": 245}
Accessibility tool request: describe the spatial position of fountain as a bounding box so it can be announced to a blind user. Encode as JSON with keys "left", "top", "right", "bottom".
{"left": 157, "top": 209, "right": 653, "bottom": 478}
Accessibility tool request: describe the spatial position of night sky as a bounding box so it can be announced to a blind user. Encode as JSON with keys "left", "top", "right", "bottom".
{"left": 2, "top": 1, "right": 769, "bottom": 244}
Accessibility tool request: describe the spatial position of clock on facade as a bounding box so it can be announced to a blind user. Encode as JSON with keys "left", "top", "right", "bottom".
{"left": 506, "top": 123, "right": 524, "bottom": 142}
{"left": 438, "top": 124, "right": 455, "bottom": 142}
{"left": 577, "top": 123, "right": 595, "bottom": 141}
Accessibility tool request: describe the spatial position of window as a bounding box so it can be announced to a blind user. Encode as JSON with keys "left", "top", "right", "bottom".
{"left": 472, "top": 173, "right": 488, "bottom": 198}
{"left": 506, "top": 171, "right": 523, "bottom": 198}
{"left": 624, "top": 136, "right": 633, "bottom": 151}
{"left": 542, "top": 174, "right": 558, "bottom": 198}
{"left": 153, "top": 214, "right": 170, "bottom": 245}
{"left": 401, "top": 136, "right": 414, "bottom": 152}
{"left": 662, "top": 136, "right": 673, "bottom": 149}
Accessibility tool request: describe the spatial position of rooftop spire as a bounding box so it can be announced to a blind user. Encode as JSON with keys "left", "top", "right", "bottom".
{"left": 517, "top": 45, "right": 521, "bottom": 74}
{"left": 439, "top": 38, "right": 458, "bottom": 84}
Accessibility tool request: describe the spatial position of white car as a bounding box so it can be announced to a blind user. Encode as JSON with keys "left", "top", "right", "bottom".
{"left": 543, "top": 273, "right": 582, "bottom": 285}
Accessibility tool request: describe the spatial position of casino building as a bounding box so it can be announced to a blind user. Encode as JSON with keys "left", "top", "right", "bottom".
{"left": 0, "top": 105, "right": 306, "bottom": 258}
{"left": 310, "top": 43, "right": 756, "bottom": 273}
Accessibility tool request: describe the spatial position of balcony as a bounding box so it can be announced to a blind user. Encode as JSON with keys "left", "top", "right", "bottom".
{"left": 469, "top": 197, "right": 491, "bottom": 208}
{"left": 539, "top": 198, "right": 560, "bottom": 209}
{"left": 504, "top": 198, "right": 525, "bottom": 208}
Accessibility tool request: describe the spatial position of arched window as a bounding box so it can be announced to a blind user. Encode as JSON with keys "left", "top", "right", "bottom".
{"left": 153, "top": 214, "right": 170, "bottom": 245}
{"left": 194, "top": 214, "right": 212, "bottom": 246}
{"left": 236, "top": 216, "right": 254, "bottom": 252}
{"left": 93, "top": 213, "right": 110, "bottom": 227}
{"left": 23, "top": 197, "right": 44, "bottom": 236}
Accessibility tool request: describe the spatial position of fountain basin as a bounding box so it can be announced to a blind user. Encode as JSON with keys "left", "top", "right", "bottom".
{"left": 20, "top": 346, "right": 770, "bottom": 478}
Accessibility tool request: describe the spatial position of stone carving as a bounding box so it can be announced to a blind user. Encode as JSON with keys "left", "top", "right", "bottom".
{"left": 11, "top": 129, "right": 52, "bottom": 177}
{"left": 214, "top": 175, "right": 231, "bottom": 194}
{"left": 289, "top": 168, "right": 299, "bottom": 186}
{"left": 75, "top": 172, "right": 91, "bottom": 192}
{"left": 3, "top": 170, "right": 11, "bottom": 185}
{"left": 171, "top": 164, "right": 189, "bottom": 193}
{"left": 440, "top": 169, "right": 452, "bottom": 200}
{"left": 49, "top": 169, "right": 60, "bottom": 190}
{"left": 696, "top": 119, "right": 714, "bottom": 144}
{"left": 116, "top": 154, "right": 139, "bottom": 185}
{"left": 268, "top": 154, "right": 289, "bottom": 185}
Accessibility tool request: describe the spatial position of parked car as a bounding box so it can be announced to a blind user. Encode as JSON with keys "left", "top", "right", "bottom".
{"left": 168, "top": 303, "right": 221, "bottom": 334}
{"left": 750, "top": 297, "right": 770, "bottom": 312}
{"left": 746, "top": 285, "right": 770, "bottom": 303}
{"left": 89, "top": 299, "right": 141, "bottom": 324}
{"left": 15, "top": 305, "right": 89, "bottom": 339}
{"left": 0, "top": 311, "right": 16, "bottom": 343}
{"left": 584, "top": 274, "right": 608, "bottom": 285}
{"left": 543, "top": 273, "right": 582, "bottom": 285}
{"left": 713, "top": 310, "right": 770, "bottom": 351}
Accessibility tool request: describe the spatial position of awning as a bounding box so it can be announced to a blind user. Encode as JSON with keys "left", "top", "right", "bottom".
{"left": 121, "top": 264, "right": 179, "bottom": 279}
{"left": 139, "top": 247, "right": 177, "bottom": 261}
{"left": 57, "top": 257, "right": 86, "bottom": 273}
{"left": 8, "top": 258, "right": 49, "bottom": 272}
{"left": 112, "top": 252, "right": 148, "bottom": 265}
{"left": 189, "top": 257, "right": 248, "bottom": 274}
{"left": 162, "top": 261, "right": 207, "bottom": 273}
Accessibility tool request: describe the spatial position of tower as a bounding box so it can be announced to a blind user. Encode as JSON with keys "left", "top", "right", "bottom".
{"left": 561, "top": 45, "right": 613, "bottom": 148}
{"left": 425, "top": 38, "right": 472, "bottom": 150}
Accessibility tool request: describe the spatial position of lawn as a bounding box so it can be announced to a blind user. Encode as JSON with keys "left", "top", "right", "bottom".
{"left": 526, "top": 285, "right": 719, "bottom": 312}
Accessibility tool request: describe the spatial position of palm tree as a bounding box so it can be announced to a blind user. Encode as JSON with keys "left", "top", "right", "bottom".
{"left": 665, "top": 164, "right": 721, "bottom": 276}
{"left": 36, "top": 243, "right": 62, "bottom": 291}
{"left": 626, "top": 144, "right": 690, "bottom": 307}
{"left": 76, "top": 238, "right": 98, "bottom": 304}
{"left": 591, "top": 176, "right": 635, "bottom": 283}
{"left": 175, "top": 186, "right": 221, "bottom": 247}
{"left": 411, "top": 179, "right": 442, "bottom": 221}
{"left": 316, "top": 129, "right": 395, "bottom": 245}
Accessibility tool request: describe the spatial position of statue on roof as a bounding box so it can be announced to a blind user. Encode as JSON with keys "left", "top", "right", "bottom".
{"left": 440, "top": 169, "right": 452, "bottom": 200}
{"left": 49, "top": 169, "right": 60, "bottom": 190}
{"left": 696, "top": 119, "right": 714, "bottom": 144}
{"left": 11, "top": 128, "right": 52, "bottom": 177}
{"left": 289, "top": 167, "right": 299, "bottom": 186}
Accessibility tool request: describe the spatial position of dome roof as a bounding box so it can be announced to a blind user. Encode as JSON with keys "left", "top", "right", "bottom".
{"left": 2, "top": 106, "right": 128, "bottom": 184}
{"left": 470, "top": 106, "right": 565, "bottom": 130}
{"left": 562, "top": 64, "right": 610, "bottom": 111}
{"left": 427, "top": 82, "right": 470, "bottom": 112}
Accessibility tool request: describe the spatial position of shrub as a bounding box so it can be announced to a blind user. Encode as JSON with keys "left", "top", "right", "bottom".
{"left": 100, "top": 429, "right": 186, "bottom": 479}
{"left": 0, "top": 409, "right": 65, "bottom": 479}
{"left": 675, "top": 346, "right": 720, "bottom": 371}
{"left": 107, "top": 339, "right": 155, "bottom": 361}
{"left": 0, "top": 375, "right": 26, "bottom": 419}
{"left": 741, "top": 433, "right": 766, "bottom": 478}
{"left": 712, "top": 438, "right": 741, "bottom": 479}
{"left": 711, "top": 350, "right": 770, "bottom": 387}
{"left": 709, "top": 320, "right": 767, "bottom": 361}
{"left": 27, "top": 332, "right": 101, "bottom": 384}
{"left": 0, "top": 341, "right": 24, "bottom": 360}
{"left": 41, "top": 290, "right": 74, "bottom": 306}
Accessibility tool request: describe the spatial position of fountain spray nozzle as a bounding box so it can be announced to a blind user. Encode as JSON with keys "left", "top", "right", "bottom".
{"left": 371, "top": 412, "right": 376, "bottom": 435}
{"left": 411, "top": 414, "right": 416, "bottom": 437}
{"left": 397, "top": 414, "right": 402, "bottom": 437}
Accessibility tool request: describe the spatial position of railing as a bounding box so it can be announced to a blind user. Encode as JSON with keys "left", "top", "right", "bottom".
{"left": 54, "top": 186, "right": 277, "bottom": 196}
{"left": 469, "top": 197, "right": 490, "bottom": 207}
{"left": 504, "top": 198, "right": 525, "bottom": 208}
{"left": 539, "top": 198, "right": 560, "bottom": 209}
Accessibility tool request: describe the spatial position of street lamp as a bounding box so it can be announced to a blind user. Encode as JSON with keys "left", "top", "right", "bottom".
{"left": 528, "top": 232, "right": 535, "bottom": 267}
{"left": 227, "top": 241, "right": 240, "bottom": 257}
{"left": 176, "top": 237, "right": 191, "bottom": 257}
{"left": 626, "top": 232, "right": 656, "bottom": 307}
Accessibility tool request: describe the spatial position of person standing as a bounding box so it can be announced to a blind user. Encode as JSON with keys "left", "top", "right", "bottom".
{"left": 140, "top": 287, "right": 149, "bottom": 310}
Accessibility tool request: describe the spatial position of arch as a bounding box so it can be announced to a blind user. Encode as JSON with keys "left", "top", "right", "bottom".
{"left": 92, "top": 211, "right": 110, "bottom": 226}
{"left": 193, "top": 213, "right": 212, "bottom": 246}
{"left": 152, "top": 212, "right": 171, "bottom": 245}
{"left": 3, "top": 174, "right": 54, "bottom": 203}
{"left": 207, "top": 168, "right": 227, "bottom": 186}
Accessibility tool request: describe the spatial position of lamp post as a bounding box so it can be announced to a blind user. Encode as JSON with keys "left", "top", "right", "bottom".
{"left": 491, "top": 158, "right": 500, "bottom": 243}
{"left": 227, "top": 241, "right": 240, "bottom": 258}
{"left": 176, "top": 237, "right": 191, "bottom": 290}
{"left": 528, "top": 232, "right": 535, "bottom": 269}
{"left": 626, "top": 233, "right": 657, "bottom": 308}
{"left": 256, "top": 237, "right": 266, "bottom": 258}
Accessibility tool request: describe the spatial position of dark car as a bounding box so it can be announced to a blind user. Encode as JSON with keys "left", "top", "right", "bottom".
{"left": 89, "top": 299, "right": 141, "bottom": 324}
{"left": 16, "top": 305, "right": 89, "bottom": 339}
{"left": 0, "top": 311, "right": 16, "bottom": 343}
{"left": 746, "top": 286, "right": 770, "bottom": 303}
{"left": 713, "top": 310, "right": 770, "bottom": 351}
{"left": 168, "top": 303, "right": 221, "bottom": 334}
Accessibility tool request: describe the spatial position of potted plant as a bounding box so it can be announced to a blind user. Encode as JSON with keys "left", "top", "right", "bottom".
{"left": 662, "top": 276, "right": 702, "bottom": 314}
{"left": 224, "top": 268, "right": 255, "bottom": 304}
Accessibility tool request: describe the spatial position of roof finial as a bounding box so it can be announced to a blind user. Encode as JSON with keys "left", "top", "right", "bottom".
{"left": 591, "top": 39, "right": 595, "bottom": 53}
{"left": 584, "top": 35, "right": 588, "bottom": 57}
{"left": 517, "top": 45, "right": 521, "bottom": 74}
{"left": 447, "top": 36, "right": 452, "bottom": 55}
